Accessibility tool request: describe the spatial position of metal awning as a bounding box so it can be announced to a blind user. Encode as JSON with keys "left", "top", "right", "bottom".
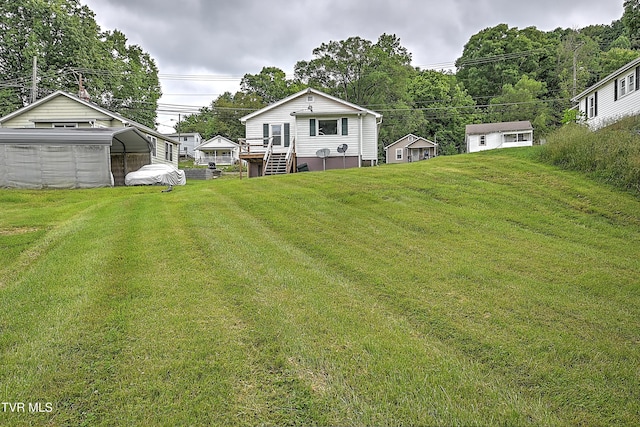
{"left": 0, "top": 127, "right": 151, "bottom": 153}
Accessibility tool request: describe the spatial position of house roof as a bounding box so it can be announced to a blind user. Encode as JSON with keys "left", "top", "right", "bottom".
{"left": 0, "top": 90, "right": 177, "bottom": 144}
{"left": 465, "top": 121, "right": 533, "bottom": 135}
{"left": 572, "top": 56, "right": 640, "bottom": 102}
{"left": 239, "top": 87, "right": 382, "bottom": 123}
{"left": 195, "top": 135, "right": 239, "bottom": 150}
{"left": 384, "top": 133, "right": 437, "bottom": 150}
{"left": 0, "top": 127, "right": 152, "bottom": 153}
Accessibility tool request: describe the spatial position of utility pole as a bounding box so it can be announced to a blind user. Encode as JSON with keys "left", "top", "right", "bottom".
{"left": 572, "top": 42, "right": 584, "bottom": 98}
{"left": 31, "top": 56, "right": 37, "bottom": 103}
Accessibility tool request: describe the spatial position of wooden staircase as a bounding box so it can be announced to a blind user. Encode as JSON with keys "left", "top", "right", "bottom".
{"left": 263, "top": 152, "right": 288, "bottom": 175}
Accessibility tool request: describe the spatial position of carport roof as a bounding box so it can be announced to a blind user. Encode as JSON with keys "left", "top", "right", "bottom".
{"left": 0, "top": 127, "right": 151, "bottom": 153}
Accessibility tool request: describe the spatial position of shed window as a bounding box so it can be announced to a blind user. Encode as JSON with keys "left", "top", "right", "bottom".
{"left": 396, "top": 148, "right": 402, "bottom": 160}
{"left": 165, "top": 142, "right": 173, "bottom": 161}
{"left": 479, "top": 135, "right": 486, "bottom": 146}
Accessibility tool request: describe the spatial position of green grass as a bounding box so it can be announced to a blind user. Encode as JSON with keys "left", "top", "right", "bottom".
{"left": 1, "top": 149, "right": 639, "bottom": 425}
{"left": 538, "top": 117, "right": 640, "bottom": 194}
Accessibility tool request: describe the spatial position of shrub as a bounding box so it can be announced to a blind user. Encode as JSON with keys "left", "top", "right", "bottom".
{"left": 538, "top": 118, "right": 640, "bottom": 193}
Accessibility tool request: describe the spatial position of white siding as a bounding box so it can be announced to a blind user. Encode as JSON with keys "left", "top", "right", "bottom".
{"left": 582, "top": 80, "right": 640, "bottom": 129}
{"left": 245, "top": 91, "right": 380, "bottom": 165}
{"left": 2, "top": 97, "right": 116, "bottom": 128}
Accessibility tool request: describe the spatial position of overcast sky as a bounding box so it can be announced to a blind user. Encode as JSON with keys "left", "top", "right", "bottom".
{"left": 81, "top": 0, "right": 624, "bottom": 131}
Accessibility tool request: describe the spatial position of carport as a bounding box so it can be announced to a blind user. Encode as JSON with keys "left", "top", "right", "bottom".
{"left": 0, "top": 127, "right": 152, "bottom": 188}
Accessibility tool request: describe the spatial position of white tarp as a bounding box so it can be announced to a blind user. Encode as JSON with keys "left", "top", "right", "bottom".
{"left": 125, "top": 164, "right": 186, "bottom": 186}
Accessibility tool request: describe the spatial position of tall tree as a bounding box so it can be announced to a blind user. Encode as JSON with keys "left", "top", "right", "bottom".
{"left": 623, "top": 0, "right": 640, "bottom": 49}
{"left": 489, "top": 75, "right": 553, "bottom": 137}
{"left": 178, "top": 91, "right": 265, "bottom": 142}
{"left": 0, "top": 0, "right": 161, "bottom": 126}
{"left": 240, "top": 66, "right": 303, "bottom": 104}
{"left": 406, "top": 70, "right": 479, "bottom": 154}
{"left": 455, "top": 24, "right": 559, "bottom": 101}
{"left": 294, "top": 33, "right": 414, "bottom": 107}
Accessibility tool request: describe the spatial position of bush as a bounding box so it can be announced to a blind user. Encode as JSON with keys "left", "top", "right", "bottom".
{"left": 538, "top": 118, "right": 640, "bottom": 193}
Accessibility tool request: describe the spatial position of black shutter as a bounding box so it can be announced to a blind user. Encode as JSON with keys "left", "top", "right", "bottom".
{"left": 309, "top": 119, "right": 316, "bottom": 136}
{"left": 263, "top": 123, "right": 269, "bottom": 147}
{"left": 341, "top": 118, "right": 348, "bottom": 135}
{"left": 284, "top": 123, "right": 290, "bottom": 147}
{"left": 594, "top": 91, "right": 598, "bottom": 117}
{"left": 636, "top": 66, "right": 639, "bottom": 92}
{"left": 614, "top": 79, "right": 618, "bottom": 101}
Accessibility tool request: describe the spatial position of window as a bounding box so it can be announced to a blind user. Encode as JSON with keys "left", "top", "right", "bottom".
{"left": 165, "top": 142, "right": 173, "bottom": 161}
{"left": 396, "top": 148, "right": 402, "bottom": 160}
{"left": 620, "top": 78, "right": 627, "bottom": 97}
{"left": 503, "top": 132, "right": 531, "bottom": 143}
{"left": 183, "top": 136, "right": 188, "bottom": 141}
{"left": 309, "top": 118, "right": 348, "bottom": 136}
{"left": 318, "top": 119, "right": 338, "bottom": 135}
{"left": 147, "top": 135, "right": 157, "bottom": 157}
{"left": 479, "top": 135, "right": 486, "bottom": 146}
{"left": 629, "top": 73, "right": 636, "bottom": 93}
{"left": 588, "top": 94, "right": 597, "bottom": 118}
{"left": 52, "top": 123, "right": 77, "bottom": 128}
{"left": 307, "top": 95, "right": 314, "bottom": 102}
{"left": 271, "top": 124, "right": 282, "bottom": 146}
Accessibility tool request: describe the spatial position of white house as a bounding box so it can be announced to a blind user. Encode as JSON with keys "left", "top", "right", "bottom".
{"left": 572, "top": 56, "right": 640, "bottom": 129}
{"left": 194, "top": 135, "right": 240, "bottom": 166}
{"left": 239, "top": 87, "right": 382, "bottom": 177}
{"left": 0, "top": 90, "right": 179, "bottom": 175}
{"left": 465, "top": 121, "right": 533, "bottom": 153}
{"left": 384, "top": 134, "right": 437, "bottom": 164}
{"left": 167, "top": 132, "right": 202, "bottom": 159}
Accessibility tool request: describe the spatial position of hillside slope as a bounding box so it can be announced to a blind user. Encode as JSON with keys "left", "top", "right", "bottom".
{"left": 1, "top": 149, "right": 639, "bottom": 426}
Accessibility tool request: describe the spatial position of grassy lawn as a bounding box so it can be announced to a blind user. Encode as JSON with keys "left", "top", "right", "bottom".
{"left": 1, "top": 148, "right": 639, "bottom": 425}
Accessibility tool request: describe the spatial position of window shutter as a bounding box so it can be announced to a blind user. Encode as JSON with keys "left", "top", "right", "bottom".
{"left": 594, "top": 91, "right": 598, "bottom": 117}
{"left": 614, "top": 79, "right": 618, "bottom": 101}
{"left": 263, "top": 123, "right": 269, "bottom": 147}
{"left": 341, "top": 118, "right": 348, "bottom": 135}
{"left": 636, "top": 66, "right": 639, "bottom": 91}
{"left": 310, "top": 119, "right": 316, "bottom": 136}
{"left": 284, "top": 123, "right": 290, "bottom": 147}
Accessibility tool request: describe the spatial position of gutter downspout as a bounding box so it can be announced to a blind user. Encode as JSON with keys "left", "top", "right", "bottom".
{"left": 358, "top": 113, "right": 363, "bottom": 167}
{"left": 376, "top": 115, "right": 383, "bottom": 166}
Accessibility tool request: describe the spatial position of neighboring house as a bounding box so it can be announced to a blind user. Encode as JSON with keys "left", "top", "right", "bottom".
{"left": 168, "top": 132, "right": 202, "bottom": 159}
{"left": 0, "top": 127, "right": 151, "bottom": 188}
{"left": 0, "top": 90, "right": 179, "bottom": 171}
{"left": 194, "top": 135, "right": 240, "bottom": 166}
{"left": 465, "top": 121, "right": 533, "bottom": 153}
{"left": 572, "top": 56, "right": 640, "bottom": 129}
{"left": 239, "top": 87, "right": 382, "bottom": 177}
{"left": 384, "top": 134, "right": 437, "bottom": 164}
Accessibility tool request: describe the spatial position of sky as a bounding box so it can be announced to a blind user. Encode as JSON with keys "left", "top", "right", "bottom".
{"left": 81, "top": 0, "right": 624, "bottom": 132}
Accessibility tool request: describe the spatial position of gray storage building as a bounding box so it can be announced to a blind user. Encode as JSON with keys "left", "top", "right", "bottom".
{"left": 0, "top": 127, "right": 152, "bottom": 189}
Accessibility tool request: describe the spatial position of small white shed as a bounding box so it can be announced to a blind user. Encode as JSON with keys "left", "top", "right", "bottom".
{"left": 465, "top": 121, "right": 533, "bottom": 153}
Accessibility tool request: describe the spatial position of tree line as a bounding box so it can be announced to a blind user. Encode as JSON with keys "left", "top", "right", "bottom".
{"left": 1, "top": 1, "right": 639, "bottom": 156}
{"left": 180, "top": 2, "right": 639, "bottom": 155}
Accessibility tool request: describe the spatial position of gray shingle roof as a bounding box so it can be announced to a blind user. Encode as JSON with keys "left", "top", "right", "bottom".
{"left": 465, "top": 121, "right": 533, "bottom": 135}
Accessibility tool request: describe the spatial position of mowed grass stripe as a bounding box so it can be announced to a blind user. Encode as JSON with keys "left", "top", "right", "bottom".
{"left": 0, "top": 147, "right": 639, "bottom": 425}
{"left": 188, "top": 181, "right": 559, "bottom": 425}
